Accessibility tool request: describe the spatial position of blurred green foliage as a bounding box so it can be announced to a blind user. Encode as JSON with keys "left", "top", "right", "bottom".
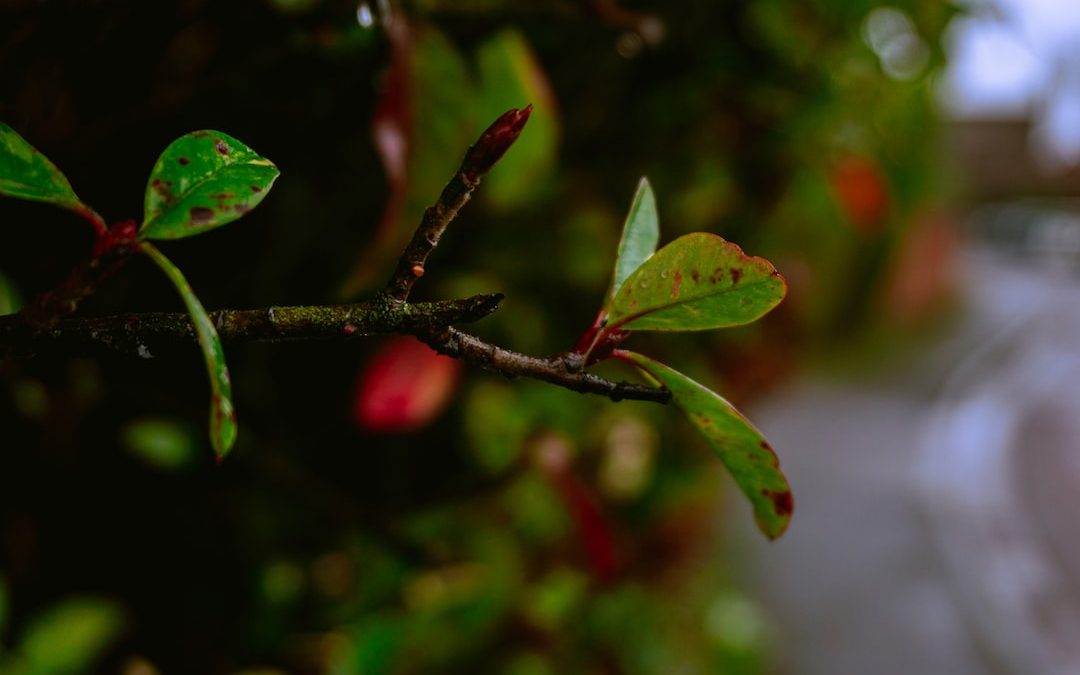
{"left": 0, "top": 0, "right": 953, "bottom": 672}
{"left": 0, "top": 594, "right": 124, "bottom": 675}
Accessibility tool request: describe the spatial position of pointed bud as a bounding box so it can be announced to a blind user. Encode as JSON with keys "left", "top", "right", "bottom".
{"left": 462, "top": 105, "right": 533, "bottom": 179}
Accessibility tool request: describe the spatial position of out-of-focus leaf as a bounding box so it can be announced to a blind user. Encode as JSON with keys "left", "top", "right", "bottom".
{"left": 13, "top": 378, "right": 48, "bottom": 420}
{"left": 0, "top": 268, "right": 21, "bottom": 315}
{"left": 703, "top": 590, "right": 772, "bottom": 652}
{"left": 335, "top": 525, "right": 521, "bottom": 673}
{"left": 619, "top": 351, "right": 792, "bottom": 539}
{"left": 0, "top": 123, "right": 89, "bottom": 214}
{"left": 17, "top": 597, "right": 124, "bottom": 675}
{"left": 141, "top": 243, "right": 237, "bottom": 459}
{"left": 606, "top": 177, "right": 659, "bottom": 306}
{"left": 519, "top": 567, "right": 588, "bottom": 631}
{"left": 607, "top": 233, "right": 786, "bottom": 331}
{"left": 501, "top": 652, "right": 556, "bottom": 675}
{"left": 463, "top": 381, "right": 530, "bottom": 473}
{"left": 559, "top": 204, "right": 618, "bottom": 290}
{"left": 120, "top": 417, "right": 197, "bottom": 470}
{"left": 502, "top": 474, "right": 571, "bottom": 546}
{"left": 354, "top": 336, "right": 461, "bottom": 433}
{"left": 586, "top": 586, "right": 674, "bottom": 674}
{"left": 474, "top": 29, "right": 559, "bottom": 209}
{"left": 330, "top": 614, "right": 406, "bottom": 675}
{"left": 259, "top": 560, "right": 305, "bottom": 606}
{"left": 340, "top": 24, "right": 475, "bottom": 297}
{"left": 140, "top": 130, "right": 278, "bottom": 240}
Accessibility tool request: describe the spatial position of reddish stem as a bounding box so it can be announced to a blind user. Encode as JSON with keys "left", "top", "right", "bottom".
{"left": 552, "top": 469, "right": 619, "bottom": 582}
{"left": 92, "top": 219, "right": 138, "bottom": 258}
{"left": 75, "top": 204, "right": 109, "bottom": 238}
{"left": 572, "top": 310, "right": 632, "bottom": 368}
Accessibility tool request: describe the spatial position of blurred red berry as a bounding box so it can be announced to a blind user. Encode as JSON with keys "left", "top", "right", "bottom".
{"left": 829, "top": 155, "right": 891, "bottom": 233}
{"left": 354, "top": 337, "right": 461, "bottom": 433}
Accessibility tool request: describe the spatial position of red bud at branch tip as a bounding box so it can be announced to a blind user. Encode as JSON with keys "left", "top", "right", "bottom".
{"left": 462, "top": 104, "right": 533, "bottom": 178}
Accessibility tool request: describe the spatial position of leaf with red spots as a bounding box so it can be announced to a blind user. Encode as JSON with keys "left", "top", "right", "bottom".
{"left": 141, "top": 243, "right": 237, "bottom": 460}
{"left": 605, "top": 177, "right": 659, "bottom": 307}
{"left": 617, "top": 350, "right": 792, "bottom": 539}
{"left": 606, "top": 232, "right": 786, "bottom": 332}
{"left": 354, "top": 337, "right": 461, "bottom": 433}
{"left": 0, "top": 122, "right": 97, "bottom": 218}
{"left": 140, "top": 130, "right": 278, "bottom": 240}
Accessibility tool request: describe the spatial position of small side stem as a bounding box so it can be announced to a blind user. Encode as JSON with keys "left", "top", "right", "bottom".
{"left": 421, "top": 326, "right": 670, "bottom": 404}
{"left": 75, "top": 204, "right": 109, "bottom": 238}
{"left": 383, "top": 106, "right": 532, "bottom": 304}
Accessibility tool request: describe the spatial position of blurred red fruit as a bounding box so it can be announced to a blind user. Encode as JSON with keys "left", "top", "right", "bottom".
{"left": 829, "top": 155, "right": 891, "bottom": 233}
{"left": 354, "top": 337, "right": 461, "bottom": 433}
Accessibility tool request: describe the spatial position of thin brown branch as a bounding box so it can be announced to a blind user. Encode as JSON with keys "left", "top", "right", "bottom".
{"left": 383, "top": 105, "right": 532, "bottom": 304}
{"left": 0, "top": 294, "right": 503, "bottom": 358}
{"left": 421, "top": 326, "right": 671, "bottom": 404}
{"left": 379, "top": 106, "right": 670, "bottom": 405}
{"left": 2, "top": 292, "right": 670, "bottom": 403}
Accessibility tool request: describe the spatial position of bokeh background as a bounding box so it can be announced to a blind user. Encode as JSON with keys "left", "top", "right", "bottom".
{"left": 2, "top": 0, "right": 1080, "bottom": 673}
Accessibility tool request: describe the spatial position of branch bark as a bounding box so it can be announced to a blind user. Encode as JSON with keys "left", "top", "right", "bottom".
{"left": 0, "top": 294, "right": 503, "bottom": 357}
{"left": 383, "top": 106, "right": 532, "bottom": 304}
{"left": 1, "top": 107, "right": 671, "bottom": 406}
{"left": 422, "top": 326, "right": 670, "bottom": 404}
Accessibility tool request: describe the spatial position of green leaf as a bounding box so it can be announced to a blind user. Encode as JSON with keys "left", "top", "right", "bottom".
{"left": 0, "top": 267, "right": 22, "bottom": 316}
{"left": 141, "top": 243, "right": 237, "bottom": 459}
{"left": 121, "top": 417, "right": 198, "bottom": 471}
{"left": 17, "top": 597, "right": 124, "bottom": 675}
{"left": 141, "top": 130, "right": 278, "bottom": 240}
{"left": 607, "top": 232, "right": 786, "bottom": 332}
{"left": 619, "top": 351, "right": 791, "bottom": 539}
{"left": 0, "top": 123, "right": 89, "bottom": 213}
{"left": 606, "top": 177, "right": 659, "bottom": 306}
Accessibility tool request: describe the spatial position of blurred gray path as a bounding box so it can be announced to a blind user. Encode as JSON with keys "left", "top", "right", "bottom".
{"left": 732, "top": 250, "right": 1080, "bottom": 675}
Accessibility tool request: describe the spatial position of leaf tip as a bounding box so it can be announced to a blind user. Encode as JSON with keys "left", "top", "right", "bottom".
{"left": 757, "top": 488, "right": 793, "bottom": 540}
{"left": 211, "top": 397, "right": 238, "bottom": 461}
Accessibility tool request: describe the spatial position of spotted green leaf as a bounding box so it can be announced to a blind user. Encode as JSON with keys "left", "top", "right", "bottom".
{"left": 606, "top": 177, "right": 659, "bottom": 306}
{"left": 619, "top": 350, "right": 791, "bottom": 539}
{"left": 607, "top": 232, "right": 786, "bottom": 331}
{"left": 141, "top": 130, "right": 278, "bottom": 240}
{"left": 141, "top": 243, "right": 237, "bottom": 459}
{"left": 0, "top": 122, "right": 91, "bottom": 214}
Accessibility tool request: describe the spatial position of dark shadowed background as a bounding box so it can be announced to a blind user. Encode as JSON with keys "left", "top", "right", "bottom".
{"left": 3, "top": 1, "right": 1080, "bottom": 673}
